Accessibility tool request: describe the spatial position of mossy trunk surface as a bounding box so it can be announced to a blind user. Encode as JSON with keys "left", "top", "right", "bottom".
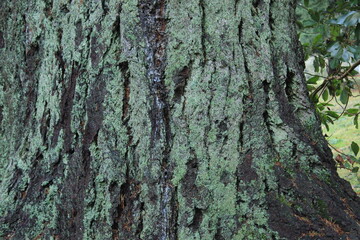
{"left": 0, "top": 0, "right": 359, "bottom": 239}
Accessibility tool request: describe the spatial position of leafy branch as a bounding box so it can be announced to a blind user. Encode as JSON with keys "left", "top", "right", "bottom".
{"left": 297, "top": 0, "right": 360, "bottom": 177}
{"left": 310, "top": 59, "right": 360, "bottom": 100}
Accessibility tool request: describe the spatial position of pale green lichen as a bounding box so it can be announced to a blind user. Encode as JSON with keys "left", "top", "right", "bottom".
{"left": 0, "top": 0, "right": 342, "bottom": 239}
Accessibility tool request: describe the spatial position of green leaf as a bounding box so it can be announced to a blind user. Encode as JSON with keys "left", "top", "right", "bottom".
{"left": 344, "top": 161, "right": 352, "bottom": 169}
{"left": 319, "top": 56, "right": 326, "bottom": 68}
{"left": 317, "top": 103, "right": 325, "bottom": 111}
{"left": 302, "top": 19, "right": 317, "bottom": 27}
{"left": 314, "top": 59, "right": 320, "bottom": 72}
{"left": 331, "top": 11, "right": 359, "bottom": 26}
{"left": 349, "top": 70, "right": 359, "bottom": 76}
{"left": 328, "top": 117, "right": 334, "bottom": 125}
{"left": 308, "top": 9, "right": 320, "bottom": 22}
{"left": 352, "top": 46, "right": 360, "bottom": 59}
{"left": 329, "top": 58, "right": 340, "bottom": 69}
{"left": 352, "top": 167, "right": 359, "bottom": 173}
{"left": 296, "top": 21, "right": 304, "bottom": 29}
{"left": 335, "top": 48, "right": 344, "bottom": 59}
{"left": 351, "top": 156, "right": 360, "bottom": 164}
{"left": 346, "top": 108, "right": 359, "bottom": 114}
{"left": 354, "top": 114, "right": 359, "bottom": 129}
{"left": 324, "top": 121, "right": 329, "bottom": 131}
{"left": 326, "top": 111, "right": 339, "bottom": 119}
{"left": 351, "top": 141, "right": 359, "bottom": 156}
{"left": 307, "top": 85, "right": 316, "bottom": 91}
{"left": 341, "top": 48, "right": 354, "bottom": 62}
{"left": 340, "top": 89, "right": 349, "bottom": 104}
{"left": 322, "top": 88, "right": 329, "bottom": 101}
{"left": 343, "top": 11, "right": 360, "bottom": 27}
{"left": 304, "top": 0, "right": 309, "bottom": 7}
{"left": 312, "top": 34, "right": 323, "bottom": 45}
{"left": 328, "top": 42, "right": 341, "bottom": 57}
{"left": 307, "top": 76, "right": 319, "bottom": 84}
{"left": 330, "top": 25, "right": 340, "bottom": 39}
{"left": 356, "top": 24, "right": 360, "bottom": 44}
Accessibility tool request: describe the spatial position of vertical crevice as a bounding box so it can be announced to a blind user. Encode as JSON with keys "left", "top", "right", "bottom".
{"left": 203, "top": 65, "right": 215, "bottom": 174}
{"left": 224, "top": 66, "right": 232, "bottom": 105}
{"left": 136, "top": 202, "right": 144, "bottom": 235}
{"left": 120, "top": 61, "right": 130, "bottom": 120}
{"left": 52, "top": 28, "right": 65, "bottom": 92}
{"left": 244, "top": 62, "right": 252, "bottom": 95}
{"left": 23, "top": 40, "right": 41, "bottom": 126}
{"left": 214, "top": 218, "right": 224, "bottom": 240}
{"left": 189, "top": 207, "right": 203, "bottom": 230}
{"left": 75, "top": 21, "right": 83, "bottom": 49}
{"left": 51, "top": 37, "right": 68, "bottom": 148}
{"left": 285, "top": 68, "right": 295, "bottom": 101}
{"left": 269, "top": 0, "right": 275, "bottom": 31}
{"left": 270, "top": 60, "right": 296, "bottom": 128}
{"left": 0, "top": 105, "right": 3, "bottom": 128}
{"left": 262, "top": 79, "right": 273, "bottom": 145}
{"left": 237, "top": 151, "right": 258, "bottom": 183}
{"left": 100, "top": 0, "right": 109, "bottom": 15}
{"left": 111, "top": 165, "right": 142, "bottom": 239}
{"left": 54, "top": 50, "right": 65, "bottom": 90}
{"left": 112, "top": 5, "right": 121, "bottom": 39}
{"left": 56, "top": 70, "right": 106, "bottom": 239}
{"left": 235, "top": 0, "right": 240, "bottom": 15}
{"left": 0, "top": 30, "right": 5, "bottom": 48}
{"left": 109, "top": 180, "right": 120, "bottom": 238}
{"left": 238, "top": 22, "right": 252, "bottom": 101}
{"left": 199, "top": 0, "right": 206, "bottom": 63}
{"left": 182, "top": 151, "right": 202, "bottom": 231}
{"left": 169, "top": 187, "right": 178, "bottom": 240}
{"left": 173, "top": 62, "right": 192, "bottom": 104}
{"left": 139, "top": 1, "right": 175, "bottom": 239}
{"left": 51, "top": 61, "right": 79, "bottom": 151}
{"left": 139, "top": 0, "right": 169, "bottom": 148}
{"left": 237, "top": 18, "right": 244, "bottom": 75}
{"left": 63, "top": 62, "right": 79, "bottom": 153}
{"left": 291, "top": 143, "right": 297, "bottom": 158}
{"left": 238, "top": 121, "right": 244, "bottom": 151}
{"left": 252, "top": 0, "right": 262, "bottom": 9}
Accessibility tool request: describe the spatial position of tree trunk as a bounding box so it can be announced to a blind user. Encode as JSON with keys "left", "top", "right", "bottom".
{"left": 0, "top": 0, "right": 359, "bottom": 239}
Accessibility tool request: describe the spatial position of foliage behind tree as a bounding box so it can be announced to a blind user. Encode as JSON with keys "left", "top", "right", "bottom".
{"left": 297, "top": 0, "right": 360, "bottom": 175}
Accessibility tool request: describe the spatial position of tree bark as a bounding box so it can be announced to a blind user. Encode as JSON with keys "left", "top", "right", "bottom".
{"left": 0, "top": 0, "right": 359, "bottom": 239}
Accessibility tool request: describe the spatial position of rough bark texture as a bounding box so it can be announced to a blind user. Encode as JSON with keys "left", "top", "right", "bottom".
{"left": 0, "top": 0, "right": 359, "bottom": 239}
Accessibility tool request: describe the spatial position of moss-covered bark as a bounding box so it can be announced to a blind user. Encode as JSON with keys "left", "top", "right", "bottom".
{"left": 0, "top": 0, "right": 359, "bottom": 239}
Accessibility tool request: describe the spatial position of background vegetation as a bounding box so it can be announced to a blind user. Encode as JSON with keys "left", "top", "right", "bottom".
{"left": 296, "top": 0, "right": 360, "bottom": 194}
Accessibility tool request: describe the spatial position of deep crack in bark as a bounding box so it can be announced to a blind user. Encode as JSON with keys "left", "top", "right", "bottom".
{"left": 139, "top": 1, "right": 175, "bottom": 239}
{"left": 199, "top": 0, "right": 207, "bottom": 63}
